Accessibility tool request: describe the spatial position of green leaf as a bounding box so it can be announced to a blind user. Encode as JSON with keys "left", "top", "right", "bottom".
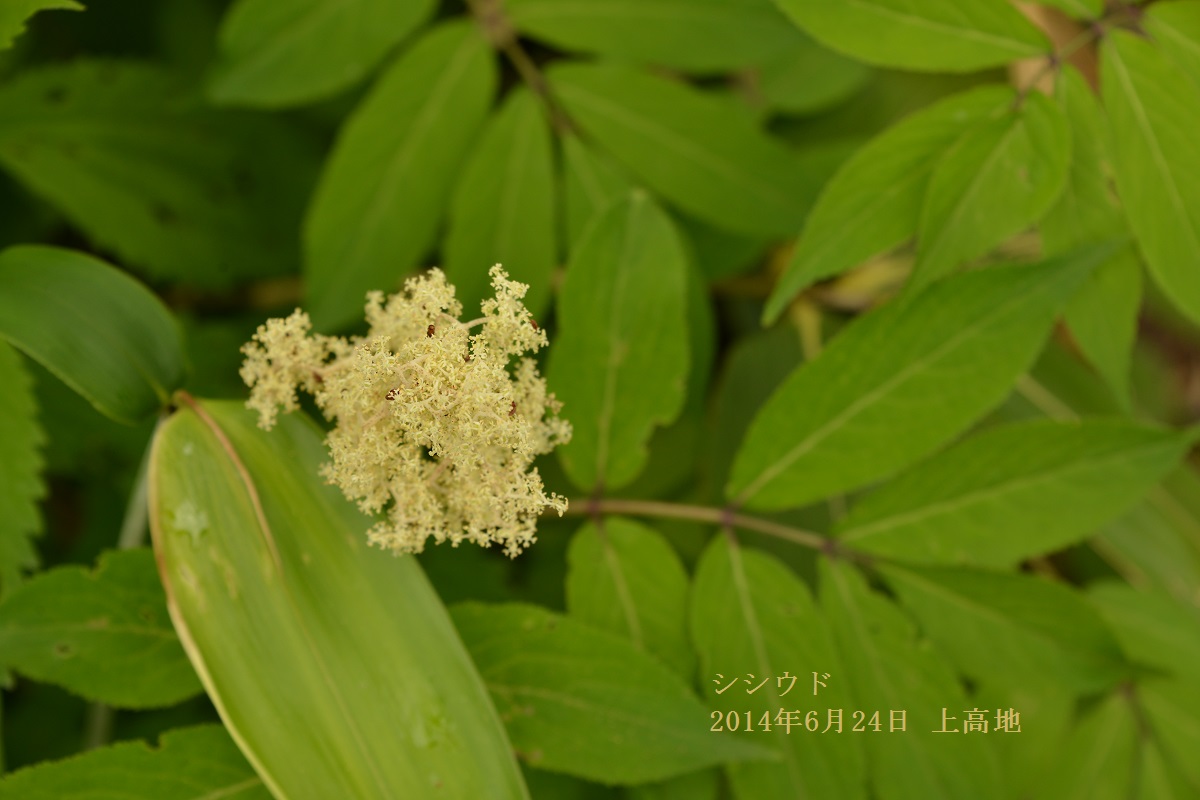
{"left": 0, "top": 548, "right": 200, "bottom": 708}
{"left": 451, "top": 601, "right": 769, "bottom": 785}
{"left": 506, "top": 0, "right": 800, "bottom": 73}
{"left": 1037, "top": 66, "right": 1141, "bottom": 408}
{"left": 549, "top": 62, "right": 819, "bottom": 237}
{"left": 818, "top": 560, "right": 1003, "bottom": 800}
{"left": 1039, "top": 694, "right": 1137, "bottom": 800}
{"left": 560, "top": 131, "right": 632, "bottom": 251}
{"left": 0, "top": 61, "right": 314, "bottom": 286}
{"left": 548, "top": 191, "right": 690, "bottom": 491}
{"left": 150, "top": 401, "right": 529, "bottom": 799}
{"left": 1087, "top": 583, "right": 1200, "bottom": 682}
{"left": 878, "top": 563, "right": 1129, "bottom": 693}
{"left": 764, "top": 85, "right": 1011, "bottom": 323}
{"left": 910, "top": 91, "right": 1071, "bottom": 289}
{"left": 444, "top": 88, "right": 556, "bottom": 319}
{"left": 756, "top": 35, "right": 872, "bottom": 115}
{"left": 729, "top": 247, "right": 1106, "bottom": 511}
{"left": 0, "top": 340, "right": 43, "bottom": 592}
{"left": 691, "top": 536, "right": 865, "bottom": 799}
{"left": 0, "top": 245, "right": 186, "bottom": 424}
{"left": 566, "top": 518, "right": 693, "bottom": 679}
{"left": 208, "top": 0, "right": 435, "bottom": 107}
{"left": 0, "top": 725, "right": 268, "bottom": 799}
{"left": 1095, "top": 468, "right": 1200, "bottom": 607}
{"left": 1103, "top": 29, "right": 1200, "bottom": 325}
{"left": 304, "top": 21, "right": 495, "bottom": 329}
{"left": 1146, "top": 1, "right": 1200, "bottom": 87}
{"left": 1038, "top": 0, "right": 1103, "bottom": 17}
{"left": 628, "top": 770, "right": 718, "bottom": 800}
{"left": 770, "top": 0, "right": 1047, "bottom": 72}
{"left": 0, "top": 1, "right": 81, "bottom": 50}
{"left": 837, "top": 419, "right": 1190, "bottom": 566}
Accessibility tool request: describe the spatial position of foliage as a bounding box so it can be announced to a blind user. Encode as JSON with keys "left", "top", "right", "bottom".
{"left": 1, "top": 0, "right": 1198, "bottom": 798}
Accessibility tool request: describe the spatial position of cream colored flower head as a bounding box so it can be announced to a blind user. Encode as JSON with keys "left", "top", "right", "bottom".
{"left": 239, "top": 266, "right": 571, "bottom": 557}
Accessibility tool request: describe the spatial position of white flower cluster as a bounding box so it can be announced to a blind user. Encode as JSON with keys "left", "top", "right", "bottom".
{"left": 239, "top": 266, "right": 570, "bottom": 557}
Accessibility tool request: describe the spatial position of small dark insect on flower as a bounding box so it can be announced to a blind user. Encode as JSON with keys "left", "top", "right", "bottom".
{"left": 386, "top": 387, "right": 400, "bottom": 401}
{"left": 529, "top": 318, "right": 538, "bottom": 331}
{"left": 509, "top": 401, "right": 517, "bottom": 417}
{"left": 427, "top": 324, "right": 435, "bottom": 337}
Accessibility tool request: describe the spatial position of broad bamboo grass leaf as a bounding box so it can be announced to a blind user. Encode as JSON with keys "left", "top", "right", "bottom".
{"left": 506, "top": 0, "right": 800, "bottom": 73}
{"left": 0, "top": 339, "right": 43, "bottom": 592}
{"left": 757, "top": 35, "right": 872, "bottom": 115}
{"left": 909, "top": 91, "right": 1071, "bottom": 289}
{"left": 770, "top": 0, "right": 1047, "bottom": 72}
{"left": 837, "top": 419, "right": 1192, "bottom": 566}
{"left": 208, "top": 0, "right": 435, "bottom": 107}
{"left": 0, "top": 549, "right": 200, "bottom": 707}
{"left": 0, "top": 1, "right": 80, "bottom": 50}
{"left": 0, "top": 246, "right": 185, "bottom": 425}
{"left": 149, "top": 399, "right": 529, "bottom": 799}
{"left": 730, "top": 245, "right": 1111, "bottom": 511}
{"left": 1044, "top": 68, "right": 1140, "bottom": 408}
{"left": 628, "top": 769, "right": 718, "bottom": 800}
{"left": 451, "top": 602, "right": 768, "bottom": 784}
{"left": 549, "top": 191, "right": 689, "bottom": 491}
{"left": 0, "top": 725, "right": 268, "bottom": 799}
{"left": 691, "top": 537, "right": 865, "bottom": 799}
{"left": 0, "top": 63, "right": 315, "bottom": 286}
{"left": 304, "top": 21, "right": 495, "bottom": 330}
{"left": 549, "top": 63, "right": 820, "bottom": 237}
{"left": 819, "top": 560, "right": 1003, "bottom": 800}
{"left": 763, "top": 85, "right": 1011, "bottom": 323}
{"left": 1103, "top": 29, "right": 1200, "bottom": 325}
{"left": 566, "top": 518, "right": 693, "bottom": 679}
{"left": 445, "top": 88, "right": 557, "bottom": 319}
{"left": 878, "top": 563, "right": 1129, "bottom": 693}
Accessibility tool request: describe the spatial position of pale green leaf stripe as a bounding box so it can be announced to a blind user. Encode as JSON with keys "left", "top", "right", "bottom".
{"left": 0, "top": 340, "right": 44, "bottom": 592}
{"left": 150, "top": 401, "right": 528, "bottom": 799}
{"left": 1103, "top": 30, "right": 1200, "bottom": 324}
{"left": 772, "top": 0, "right": 1047, "bottom": 72}
{"left": 304, "top": 21, "right": 494, "bottom": 329}
{"left": 0, "top": 245, "right": 185, "bottom": 425}
{"left": 507, "top": 0, "right": 800, "bottom": 72}
{"left": 763, "top": 85, "right": 1011, "bottom": 324}
{"left": 452, "top": 601, "right": 770, "bottom": 785}
{"left": 444, "top": 87, "right": 556, "bottom": 319}
{"left": 549, "top": 62, "right": 815, "bottom": 237}
{"left": 549, "top": 191, "right": 689, "bottom": 491}
{"left": 838, "top": 420, "right": 1191, "bottom": 566}
{"left": 0, "top": 725, "right": 268, "bottom": 799}
{"left": 0, "top": 549, "right": 200, "bottom": 708}
{"left": 729, "top": 246, "right": 1109, "bottom": 511}
{"left": 879, "top": 564, "right": 1128, "bottom": 692}
{"left": 691, "top": 537, "right": 865, "bottom": 799}
{"left": 0, "top": 1, "right": 81, "bottom": 50}
{"left": 566, "top": 518, "right": 693, "bottom": 679}
{"left": 208, "top": 0, "right": 435, "bottom": 107}
{"left": 910, "top": 91, "right": 1071, "bottom": 289}
{"left": 819, "top": 561, "right": 1003, "bottom": 800}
